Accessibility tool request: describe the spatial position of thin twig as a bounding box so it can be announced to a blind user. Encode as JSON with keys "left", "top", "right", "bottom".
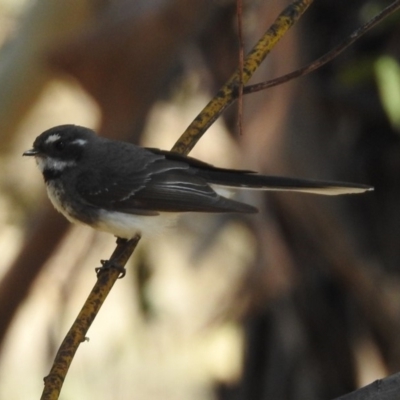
{"left": 244, "top": 0, "right": 400, "bottom": 94}
{"left": 236, "top": 0, "right": 244, "bottom": 136}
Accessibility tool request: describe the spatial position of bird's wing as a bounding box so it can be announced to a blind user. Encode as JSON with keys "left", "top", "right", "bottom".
{"left": 75, "top": 148, "right": 256, "bottom": 215}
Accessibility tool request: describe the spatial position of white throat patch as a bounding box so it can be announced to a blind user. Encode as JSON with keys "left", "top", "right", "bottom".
{"left": 36, "top": 156, "right": 76, "bottom": 172}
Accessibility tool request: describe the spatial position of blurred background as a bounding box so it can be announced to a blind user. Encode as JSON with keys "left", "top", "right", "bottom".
{"left": 0, "top": 0, "right": 399, "bottom": 399}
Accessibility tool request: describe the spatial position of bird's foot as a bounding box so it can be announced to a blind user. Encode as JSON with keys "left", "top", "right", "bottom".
{"left": 115, "top": 237, "right": 128, "bottom": 245}
{"left": 95, "top": 260, "right": 126, "bottom": 279}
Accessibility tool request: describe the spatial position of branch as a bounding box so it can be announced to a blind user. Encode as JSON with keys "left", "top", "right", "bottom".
{"left": 40, "top": 236, "right": 140, "bottom": 400}
{"left": 40, "top": 1, "right": 314, "bottom": 398}
{"left": 333, "top": 372, "right": 400, "bottom": 400}
{"left": 171, "top": 0, "right": 313, "bottom": 155}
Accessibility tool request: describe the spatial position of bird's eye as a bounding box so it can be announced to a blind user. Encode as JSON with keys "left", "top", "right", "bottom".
{"left": 54, "top": 140, "right": 65, "bottom": 151}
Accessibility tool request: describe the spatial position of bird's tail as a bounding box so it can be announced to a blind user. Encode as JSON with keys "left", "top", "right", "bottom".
{"left": 199, "top": 170, "right": 373, "bottom": 196}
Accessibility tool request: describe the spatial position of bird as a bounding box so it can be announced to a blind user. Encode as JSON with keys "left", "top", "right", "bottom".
{"left": 23, "top": 124, "right": 373, "bottom": 239}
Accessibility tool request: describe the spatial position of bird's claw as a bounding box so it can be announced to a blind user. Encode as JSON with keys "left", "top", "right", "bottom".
{"left": 95, "top": 259, "right": 126, "bottom": 279}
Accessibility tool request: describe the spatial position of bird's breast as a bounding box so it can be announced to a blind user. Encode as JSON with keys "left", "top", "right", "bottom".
{"left": 46, "top": 181, "right": 81, "bottom": 224}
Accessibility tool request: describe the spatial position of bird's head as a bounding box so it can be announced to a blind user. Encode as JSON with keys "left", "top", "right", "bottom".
{"left": 23, "top": 124, "right": 96, "bottom": 180}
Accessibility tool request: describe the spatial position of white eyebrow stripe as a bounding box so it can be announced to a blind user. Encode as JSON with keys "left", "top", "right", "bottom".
{"left": 71, "top": 139, "right": 87, "bottom": 146}
{"left": 44, "top": 134, "right": 61, "bottom": 144}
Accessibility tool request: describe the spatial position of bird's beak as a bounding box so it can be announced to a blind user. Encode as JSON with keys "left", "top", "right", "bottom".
{"left": 23, "top": 149, "right": 39, "bottom": 156}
